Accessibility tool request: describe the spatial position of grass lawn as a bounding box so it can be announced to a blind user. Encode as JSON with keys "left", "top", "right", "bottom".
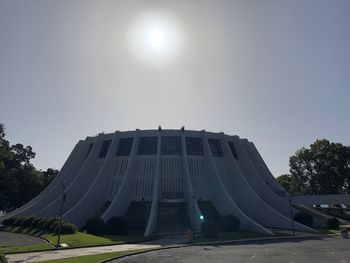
{"left": 195, "top": 231, "right": 274, "bottom": 243}
{"left": 36, "top": 249, "right": 153, "bottom": 263}
{"left": 0, "top": 226, "right": 151, "bottom": 254}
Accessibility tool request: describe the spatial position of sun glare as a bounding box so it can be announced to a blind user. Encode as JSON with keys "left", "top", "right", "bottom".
{"left": 127, "top": 10, "right": 184, "bottom": 67}
{"left": 147, "top": 28, "right": 164, "bottom": 48}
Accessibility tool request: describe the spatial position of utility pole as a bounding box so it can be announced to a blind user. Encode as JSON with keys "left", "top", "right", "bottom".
{"left": 56, "top": 180, "right": 66, "bottom": 248}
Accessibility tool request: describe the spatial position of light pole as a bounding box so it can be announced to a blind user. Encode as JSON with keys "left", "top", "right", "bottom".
{"left": 56, "top": 180, "right": 66, "bottom": 248}
{"left": 289, "top": 195, "right": 295, "bottom": 236}
{"left": 289, "top": 178, "right": 295, "bottom": 236}
{"left": 192, "top": 195, "right": 195, "bottom": 243}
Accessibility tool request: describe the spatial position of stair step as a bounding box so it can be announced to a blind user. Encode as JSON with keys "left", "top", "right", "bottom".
{"left": 155, "top": 201, "right": 191, "bottom": 235}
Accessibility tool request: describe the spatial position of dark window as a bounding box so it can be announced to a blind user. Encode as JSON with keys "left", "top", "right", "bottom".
{"left": 99, "top": 140, "right": 112, "bottom": 158}
{"left": 116, "top": 138, "right": 133, "bottom": 156}
{"left": 228, "top": 141, "right": 238, "bottom": 159}
{"left": 85, "top": 143, "right": 94, "bottom": 159}
{"left": 185, "top": 137, "right": 203, "bottom": 155}
{"left": 161, "top": 136, "right": 181, "bottom": 155}
{"left": 138, "top": 137, "right": 158, "bottom": 155}
{"left": 208, "top": 139, "right": 223, "bottom": 157}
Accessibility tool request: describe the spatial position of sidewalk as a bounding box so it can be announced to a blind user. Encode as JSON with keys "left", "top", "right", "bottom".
{"left": 6, "top": 243, "right": 162, "bottom": 263}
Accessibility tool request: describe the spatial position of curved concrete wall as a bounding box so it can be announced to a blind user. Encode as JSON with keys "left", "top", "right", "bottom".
{"left": 1, "top": 129, "right": 316, "bottom": 235}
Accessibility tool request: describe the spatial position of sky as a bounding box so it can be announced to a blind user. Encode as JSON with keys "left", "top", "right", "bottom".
{"left": 0, "top": 0, "right": 349, "bottom": 177}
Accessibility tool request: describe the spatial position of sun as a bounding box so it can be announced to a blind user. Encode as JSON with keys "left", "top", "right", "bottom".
{"left": 127, "top": 10, "right": 184, "bottom": 67}
{"left": 147, "top": 28, "right": 165, "bottom": 49}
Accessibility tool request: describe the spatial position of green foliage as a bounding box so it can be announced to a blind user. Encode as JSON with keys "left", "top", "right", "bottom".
{"left": 85, "top": 218, "right": 105, "bottom": 235}
{"left": 276, "top": 174, "right": 292, "bottom": 193}
{"left": 105, "top": 216, "right": 129, "bottom": 235}
{"left": 280, "top": 139, "right": 350, "bottom": 195}
{"left": 293, "top": 212, "right": 313, "bottom": 227}
{"left": 219, "top": 214, "right": 240, "bottom": 232}
{"left": 326, "top": 218, "right": 340, "bottom": 230}
{"left": 0, "top": 123, "right": 59, "bottom": 213}
{"left": 200, "top": 219, "right": 219, "bottom": 238}
{"left": 0, "top": 254, "right": 7, "bottom": 263}
{"left": 1, "top": 216, "right": 77, "bottom": 234}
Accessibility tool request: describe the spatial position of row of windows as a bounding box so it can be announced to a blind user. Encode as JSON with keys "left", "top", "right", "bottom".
{"left": 88, "top": 137, "right": 239, "bottom": 159}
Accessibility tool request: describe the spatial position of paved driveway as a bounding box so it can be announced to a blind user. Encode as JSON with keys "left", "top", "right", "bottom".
{"left": 110, "top": 237, "right": 350, "bottom": 263}
{"left": 0, "top": 231, "right": 45, "bottom": 247}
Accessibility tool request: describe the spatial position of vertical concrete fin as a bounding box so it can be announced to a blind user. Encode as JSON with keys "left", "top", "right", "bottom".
{"left": 181, "top": 132, "right": 203, "bottom": 232}
{"left": 2, "top": 140, "right": 86, "bottom": 219}
{"left": 63, "top": 132, "right": 121, "bottom": 227}
{"left": 102, "top": 131, "right": 140, "bottom": 221}
{"left": 202, "top": 132, "right": 273, "bottom": 235}
{"left": 144, "top": 133, "right": 162, "bottom": 236}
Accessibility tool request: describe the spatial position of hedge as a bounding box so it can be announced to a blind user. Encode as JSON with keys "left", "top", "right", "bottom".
{"left": 326, "top": 218, "right": 340, "bottom": 230}
{"left": 2, "top": 216, "right": 77, "bottom": 234}
{"left": 105, "top": 216, "right": 129, "bottom": 235}
{"left": 201, "top": 219, "right": 219, "bottom": 238}
{"left": 219, "top": 214, "right": 240, "bottom": 232}
{"left": 85, "top": 218, "right": 105, "bottom": 235}
{"left": 293, "top": 212, "right": 313, "bottom": 227}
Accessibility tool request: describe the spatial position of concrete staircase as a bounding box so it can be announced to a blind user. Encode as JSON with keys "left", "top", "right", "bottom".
{"left": 155, "top": 201, "right": 191, "bottom": 236}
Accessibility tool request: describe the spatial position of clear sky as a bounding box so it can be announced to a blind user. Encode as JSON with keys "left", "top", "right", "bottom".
{"left": 1, "top": 0, "right": 349, "bottom": 177}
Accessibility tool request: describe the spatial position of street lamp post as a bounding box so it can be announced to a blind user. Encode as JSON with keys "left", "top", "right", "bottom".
{"left": 192, "top": 195, "right": 195, "bottom": 243}
{"left": 56, "top": 180, "right": 66, "bottom": 248}
{"left": 289, "top": 178, "right": 295, "bottom": 236}
{"left": 289, "top": 195, "right": 295, "bottom": 236}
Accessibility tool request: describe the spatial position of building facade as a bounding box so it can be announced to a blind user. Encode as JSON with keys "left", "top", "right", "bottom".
{"left": 1, "top": 129, "right": 316, "bottom": 235}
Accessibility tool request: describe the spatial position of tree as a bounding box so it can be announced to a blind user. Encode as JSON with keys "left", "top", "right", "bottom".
{"left": 0, "top": 123, "right": 59, "bottom": 212}
{"left": 276, "top": 174, "right": 292, "bottom": 193}
{"left": 277, "top": 139, "right": 350, "bottom": 195}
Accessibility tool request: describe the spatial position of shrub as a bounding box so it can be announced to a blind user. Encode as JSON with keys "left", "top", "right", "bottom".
{"left": 219, "top": 214, "right": 240, "bottom": 232}
{"left": 12, "top": 217, "right": 25, "bottom": 227}
{"left": 201, "top": 219, "right": 219, "bottom": 238}
{"left": 85, "top": 218, "right": 105, "bottom": 235}
{"left": 21, "top": 217, "right": 36, "bottom": 228}
{"left": 293, "top": 212, "right": 313, "bottom": 227}
{"left": 326, "top": 218, "right": 340, "bottom": 230}
{"left": 0, "top": 254, "right": 7, "bottom": 263}
{"left": 50, "top": 220, "right": 77, "bottom": 234}
{"left": 43, "top": 217, "right": 59, "bottom": 231}
{"left": 1, "top": 216, "right": 77, "bottom": 234}
{"left": 31, "top": 217, "right": 45, "bottom": 228}
{"left": 61, "top": 221, "right": 78, "bottom": 234}
{"left": 2, "top": 217, "right": 16, "bottom": 226}
{"left": 105, "top": 216, "right": 129, "bottom": 235}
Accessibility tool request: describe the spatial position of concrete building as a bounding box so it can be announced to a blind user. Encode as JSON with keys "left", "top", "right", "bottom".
{"left": 0, "top": 129, "right": 316, "bottom": 236}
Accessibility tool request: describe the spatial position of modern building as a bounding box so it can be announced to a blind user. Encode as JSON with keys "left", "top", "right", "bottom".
{"left": 0, "top": 128, "right": 316, "bottom": 236}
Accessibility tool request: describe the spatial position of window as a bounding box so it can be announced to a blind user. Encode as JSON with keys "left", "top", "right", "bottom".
{"left": 185, "top": 137, "right": 203, "bottom": 155}
{"left": 85, "top": 143, "right": 94, "bottom": 159}
{"left": 208, "top": 139, "right": 223, "bottom": 157}
{"left": 138, "top": 137, "right": 158, "bottom": 155}
{"left": 228, "top": 141, "right": 238, "bottom": 159}
{"left": 116, "top": 138, "right": 133, "bottom": 156}
{"left": 99, "top": 140, "right": 112, "bottom": 158}
{"left": 161, "top": 136, "right": 181, "bottom": 155}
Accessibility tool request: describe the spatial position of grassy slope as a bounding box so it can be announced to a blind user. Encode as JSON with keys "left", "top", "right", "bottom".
{"left": 0, "top": 226, "right": 148, "bottom": 254}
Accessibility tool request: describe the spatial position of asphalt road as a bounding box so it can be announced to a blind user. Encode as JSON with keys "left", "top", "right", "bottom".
{"left": 0, "top": 231, "right": 45, "bottom": 247}
{"left": 110, "top": 237, "right": 350, "bottom": 263}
